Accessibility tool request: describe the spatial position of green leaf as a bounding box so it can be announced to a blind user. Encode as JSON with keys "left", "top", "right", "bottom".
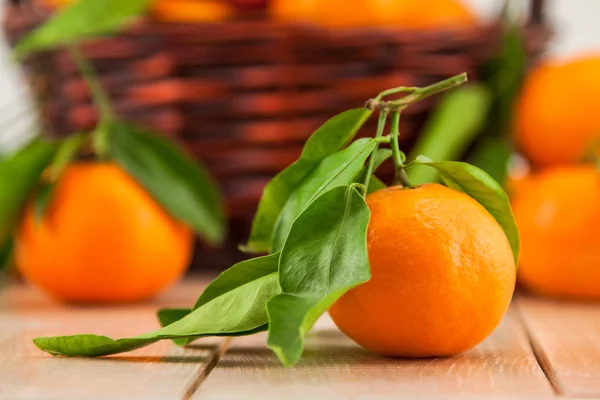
{"left": 244, "top": 109, "right": 372, "bottom": 253}
{"left": 414, "top": 157, "right": 519, "bottom": 264}
{"left": 108, "top": 123, "right": 225, "bottom": 245}
{"left": 407, "top": 85, "right": 492, "bottom": 185}
{"left": 14, "top": 0, "right": 153, "bottom": 58}
{"left": 267, "top": 186, "right": 371, "bottom": 367}
{"left": 157, "top": 308, "right": 191, "bottom": 346}
{"left": 157, "top": 252, "right": 282, "bottom": 346}
{"left": 34, "top": 253, "right": 281, "bottom": 357}
{"left": 0, "top": 139, "right": 58, "bottom": 248}
{"left": 271, "top": 138, "right": 376, "bottom": 252}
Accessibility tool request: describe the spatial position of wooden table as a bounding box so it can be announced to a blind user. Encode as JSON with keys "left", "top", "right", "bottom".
{"left": 1, "top": 278, "right": 599, "bottom": 400}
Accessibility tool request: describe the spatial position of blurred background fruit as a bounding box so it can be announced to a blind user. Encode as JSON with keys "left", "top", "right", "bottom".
{"left": 271, "top": 0, "right": 477, "bottom": 29}
{"left": 152, "top": 0, "right": 235, "bottom": 22}
{"left": 515, "top": 54, "right": 600, "bottom": 167}
{"left": 512, "top": 165, "right": 600, "bottom": 300}
{"left": 15, "top": 163, "right": 194, "bottom": 302}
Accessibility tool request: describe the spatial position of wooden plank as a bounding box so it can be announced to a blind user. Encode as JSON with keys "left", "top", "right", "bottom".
{"left": 517, "top": 295, "right": 600, "bottom": 398}
{"left": 194, "top": 307, "right": 555, "bottom": 399}
{"left": 0, "top": 278, "right": 223, "bottom": 400}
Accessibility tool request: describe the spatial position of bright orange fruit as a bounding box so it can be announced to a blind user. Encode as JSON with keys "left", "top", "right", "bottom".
{"left": 329, "top": 184, "right": 515, "bottom": 357}
{"left": 512, "top": 165, "right": 600, "bottom": 300}
{"left": 271, "top": 0, "right": 476, "bottom": 29}
{"left": 15, "top": 163, "right": 193, "bottom": 303}
{"left": 516, "top": 55, "right": 600, "bottom": 166}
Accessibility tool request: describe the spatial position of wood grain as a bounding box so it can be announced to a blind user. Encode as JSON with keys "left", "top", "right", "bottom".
{"left": 0, "top": 278, "right": 221, "bottom": 400}
{"left": 194, "top": 307, "right": 555, "bottom": 400}
{"left": 517, "top": 295, "right": 600, "bottom": 398}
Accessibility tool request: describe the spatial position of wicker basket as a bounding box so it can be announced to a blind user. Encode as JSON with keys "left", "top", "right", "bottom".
{"left": 3, "top": 0, "right": 550, "bottom": 269}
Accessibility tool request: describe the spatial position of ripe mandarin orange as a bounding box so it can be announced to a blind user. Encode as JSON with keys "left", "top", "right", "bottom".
{"left": 15, "top": 163, "right": 194, "bottom": 303}
{"left": 512, "top": 165, "right": 600, "bottom": 300}
{"left": 516, "top": 55, "right": 600, "bottom": 167}
{"left": 152, "top": 0, "right": 234, "bottom": 22}
{"left": 372, "top": 0, "right": 477, "bottom": 30}
{"left": 329, "top": 184, "right": 516, "bottom": 357}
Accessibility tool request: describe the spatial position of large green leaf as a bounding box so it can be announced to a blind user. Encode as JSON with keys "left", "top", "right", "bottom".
{"left": 244, "top": 109, "right": 372, "bottom": 253}
{"left": 14, "top": 0, "right": 153, "bottom": 58}
{"left": 407, "top": 85, "right": 492, "bottom": 185}
{"left": 355, "top": 148, "right": 392, "bottom": 193}
{"left": 157, "top": 253, "right": 281, "bottom": 346}
{"left": 34, "top": 253, "right": 280, "bottom": 357}
{"left": 271, "top": 138, "right": 376, "bottom": 252}
{"left": 414, "top": 157, "right": 519, "bottom": 264}
{"left": 267, "top": 185, "right": 371, "bottom": 367}
{"left": 0, "top": 139, "right": 58, "bottom": 248}
{"left": 108, "top": 123, "right": 225, "bottom": 245}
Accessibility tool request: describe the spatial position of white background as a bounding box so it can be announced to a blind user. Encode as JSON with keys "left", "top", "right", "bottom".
{"left": 0, "top": 0, "right": 598, "bottom": 151}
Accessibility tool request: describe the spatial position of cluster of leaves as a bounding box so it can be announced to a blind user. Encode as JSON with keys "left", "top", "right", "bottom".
{"left": 33, "top": 88, "right": 519, "bottom": 366}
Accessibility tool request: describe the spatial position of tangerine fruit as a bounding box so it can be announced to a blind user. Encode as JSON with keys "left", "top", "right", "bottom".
{"left": 15, "top": 163, "right": 194, "bottom": 303}
{"left": 372, "top": 0, "right": 477, "bottom": 30}
{"left": 271, "top": 0, "right": 476, "bottom": 29}
{"left": 329, "top": 184, "right": 515, "bottom": 357}
{"left": 152, "top": 0, "right": 234, "bottom": 22}
{"left": 515, "top": 55, "right": 600, "bottom": 166}
{"left": 512, "top": 165, "right": 600, "bottom": 300}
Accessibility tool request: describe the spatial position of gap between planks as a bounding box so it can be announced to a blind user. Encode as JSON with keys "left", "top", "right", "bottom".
{"left": 182, "top": 337, "right": 232, "bottom": 400}
{"left": 513, "top": 297, "right": 563, "bottom": 397}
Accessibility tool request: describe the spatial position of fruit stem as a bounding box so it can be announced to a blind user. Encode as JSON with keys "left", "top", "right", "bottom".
{"left": 390, "top": 111, "right": 412, "bottom": 188}
{"left": 69, "top": 45, "right": 114, "bottom": 121}
{"left": 368, "top": 73, "right": 468, "bottom": 112}
{"left": 363, "top": 110, "right": 388, "bottom": 192}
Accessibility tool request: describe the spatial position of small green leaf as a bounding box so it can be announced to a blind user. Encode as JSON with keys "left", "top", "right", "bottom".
{"left": 267, "top": 186, "right": 371, "bottom": 367}
{"left": 271, "top": 138, "right": 376, "bottom": 252}
{"left": 407, "top": 85, "right": 492, "bottom": 185}
{"left": 0, "top": 139, "right": 58, "bottom": 248}
{"left": 157, "top": 308, "right": 191, "bottom": 346}
{"left": 34, "top": 253, "right": 281, "bottom": 357}
{"left": 244, "top": 109, "right": 372, "bottom": 253}
{"left": 108, "top": 123, "right": 225, "bottom": 245}
{"left": 14, "top": 0, "right": 153, "bottom": 58}
{"left": 414, "top": 157, "right": 519, "bottom": 264}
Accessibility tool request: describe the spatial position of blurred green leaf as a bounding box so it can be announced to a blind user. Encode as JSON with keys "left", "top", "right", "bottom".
{"left": 108, "top": 123, "right": 225, "bottom": 245}
{"left": 0, "top": 139, "right": 58, "bottom": 249}
{"left": 14, "top": 0, "right": 153, "bottom": 58}
{"left": 244, "top": 109, "right": 372, "bottom": 253}
{"left": 469, "top": 137, "right": 512, "bottom": 185}
{"left": 407, "top": 84, "right": 492, "bottom": 185}
{"left": 0, "top": 237, "right": 13, "bottom": 272}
